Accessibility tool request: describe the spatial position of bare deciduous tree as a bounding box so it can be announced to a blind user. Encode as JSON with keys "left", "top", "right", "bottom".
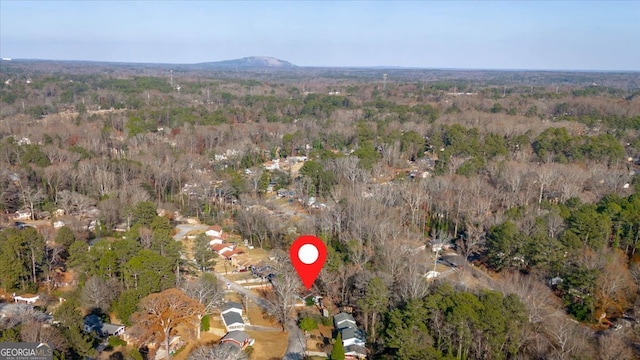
{"left": 457, "top": 220, "right": 486, "bottom": 266}
{"left": 397, "top": 253, "right": 430, "bottom": 301}
{"left": 181, "top": 273, "right": 223, "bottom": 339}
{"left": 187, "top": 343, "right": 247, "bottom": 360}
{"left": 498, "top": 271, "right": 563, "bottom": 324}
{"left": 19, "top": 186, "right": 44, "bottom": 220}
{"left": 130, "top": 288, "right": 203, "bottom": 359}
{"left": 81, "top": 276, "right": 119, "bottom": 312}
{"left": 597, "top": 331, "right": 635, "bottom": 360}
{"left": 544, "top": 315, "right": 593, "bottom": 360}
{"left": 20, "top": 320, "right": 69, "bottom": 352}
{"left": 267, "top": 258, "right": 301, "bottom": 331}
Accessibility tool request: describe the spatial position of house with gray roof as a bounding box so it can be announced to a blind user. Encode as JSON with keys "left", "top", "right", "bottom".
{"left": 333, "top": 312, "right": 367, "bottom": 359}
{"left": 221, "top": 302, "right": 245, "bottom": 332}
{"left": 333, "top": 312, "right": 357, "bottom": 330}
{"left": 83, "top": 314, "right": 125, "bottom": 338}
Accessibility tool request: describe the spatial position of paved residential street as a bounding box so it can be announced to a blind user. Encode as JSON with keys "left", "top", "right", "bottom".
{"left": 173, "top": 224, "right": 209, "bottom": 241}
{"left": 172, "top": 222, "right": 307, "bottom": 359}
{"left": 215, "top": 272, "right": 306, "bottom": 360}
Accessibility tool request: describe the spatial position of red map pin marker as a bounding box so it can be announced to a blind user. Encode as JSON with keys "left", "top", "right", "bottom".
{"left": 290, "top": 235, "right": 327, "bottom": 290}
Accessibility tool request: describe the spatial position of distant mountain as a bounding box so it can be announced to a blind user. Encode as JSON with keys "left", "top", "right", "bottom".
{"left": 195, "top": 56, "right": 296, "bottom": 69}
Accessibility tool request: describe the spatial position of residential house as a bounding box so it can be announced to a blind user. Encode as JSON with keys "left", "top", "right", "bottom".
{"left": 345, "top": 345, "right": 368, "bottom": 359}
{"left": 231, "top": 254, "right": 255, "bottom": 270}
{"left": 205, "top": 225, "right": 223, "bottom": 238}
{"left": 276, "top": 189, "right": 295, "bottom": 199}
{"left": 102, "top": 323, "right": 126, "bottom": 337}
{"left": 220, "top": 331, "right": 254, "bottom": 349}
{"left": 13, "top": 210, "right": 32, "bottom": 221}
{"left": 220, "top": 248, "right": 245, "bottom": 260}
{"left": 12, "top": 294, "right": 39, "bottom": 304}
{"left": 212, "top": 243, "right": 234, "bottom": 255}
{"left": 263, "top": 159, "right": 280, "bottom": 170}
{"left": 221, "top": 302, "right": 245, "bottom": 332}
{"left": 252, "top": 264, "right": 274, "bottom": 279}
{"left": 208, "top": 238, "right": 224, "bottom": 246}
{"left": 83, "top": 314, "right": 102, "bottom": 333}
{"left": 333, "top": 312, "right": 357, "bottom": 330}
{"left": 83, "top": 314, "right": 126, "bottom": 337}
{"left": 334, "top": 313, "right": 367, "bottom": 359}
{"left": 341, "top": 327, "right": 366, "bottom": 347}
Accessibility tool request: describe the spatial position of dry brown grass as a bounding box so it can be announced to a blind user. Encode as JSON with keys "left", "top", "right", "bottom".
{"left": 181, "top": 303, "right": 287, "bottom": 360}
{"left": 172, "top": 332, "right": 222, "bottom": 360}
{"left": 246, "top": 301, "right": 279, "bottom": 328}
{"left": 305, "top": 323, "right": 332, "bottom": 352}
{"left": 246, "top": 330, "right": 289, "bottom": 359}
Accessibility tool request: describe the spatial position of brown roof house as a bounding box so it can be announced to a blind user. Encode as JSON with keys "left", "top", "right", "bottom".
{"left": 220, "top": 331, "right": 254, "bottom": 349}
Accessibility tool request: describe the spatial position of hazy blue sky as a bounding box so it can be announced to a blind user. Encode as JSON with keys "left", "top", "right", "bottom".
{"left": 1, "top": 1, "right": 638, "bottom": 70}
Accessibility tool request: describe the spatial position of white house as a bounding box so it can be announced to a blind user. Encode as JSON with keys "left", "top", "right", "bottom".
{"left": 14, "top": 210, "right": 32, "bottom": 221}
{"left": 340, "top": 327, "right": 366, "bottom": 348}
{"left": 212, "top": 243, "right": 234, "bottom": 256}
{"left": 263, "top": 159, "right": 280, "bottom": 170}
{"left": 221, "top": 302, "right": 245, "bottom": 332}
{"left": 345, "top": 345, "right": 367, "bottom": 359}
{"left": 208, "top": 238, "right": 224, "bottom": 246}
{"left": 13, "top": 294, "right": 39, "bottom": 304}
{"left": 205, "top": 225, "right": 223, "bottom": 238}
{"left": 334, "top": 313, "right": 367, "bottom": 358}
{"left": 83, "top": 314, "right": 126, "bottom": 337}
{"left": 333, "top": 312, "right": 357, "bottom": 330}
{"left": 102, "top": 323, "right": 126, "bottom": 337}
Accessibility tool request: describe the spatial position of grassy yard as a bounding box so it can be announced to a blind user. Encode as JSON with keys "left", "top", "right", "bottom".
{"left": 305, "top": 323, "right": 333, "bottom": 353}
{"left": 246, "top": 301, "right": 280, "bottom": 328}
{"left": 172, "top": 332, "right": 222, "bottom": 360}
{"left": 246, "top": 330, "right": 289, "bottom": 359}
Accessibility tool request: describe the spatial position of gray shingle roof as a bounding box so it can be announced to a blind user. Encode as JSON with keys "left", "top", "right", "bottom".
{"left": 340, "top": 327, "right": 366, "bottom": 342}
{"left": 221, "top": 301, "right": 243, "bottom": 313}
{"left": 221, "top": 330, "right": 250, "bottom": 344}
{"left": 101, "top": 323, "right": 125, "bottom": 336}
{"left": 333, "top": 312, "right": 356, "bottom": 329}
{"left": 345, "top": 344, "right": 367, "bottom": 356}
{"left": 83, "top": 314, "right": 102, "bottom": 332}
{"left": 222, "top": 312, "right": 244, "bottom": 326}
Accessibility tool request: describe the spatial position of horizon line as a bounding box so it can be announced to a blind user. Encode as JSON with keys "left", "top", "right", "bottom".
{"left": 1, "top": 57, "right": 639, "bottom": 74}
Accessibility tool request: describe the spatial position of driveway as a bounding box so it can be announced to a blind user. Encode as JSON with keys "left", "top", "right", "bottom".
{"left": 215, "top": 273, "right": 306, "bottom": 360}
{"left": 282, "top": 321, "right": 306, "bottom": 360}
{"left": 175, "top": 223, "right": 307, "bottom": 359}
{"left": 173, "top": 223, "right": 209, "bottom": 241}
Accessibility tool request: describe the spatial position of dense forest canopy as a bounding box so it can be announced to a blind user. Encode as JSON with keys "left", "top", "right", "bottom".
{"left": 0, "top": 61, "right": 639, "bottom": 359}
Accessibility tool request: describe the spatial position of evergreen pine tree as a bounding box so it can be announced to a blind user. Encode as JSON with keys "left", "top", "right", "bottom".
{"left": 330, "top": 332, "right": 345, "bottom": 360}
